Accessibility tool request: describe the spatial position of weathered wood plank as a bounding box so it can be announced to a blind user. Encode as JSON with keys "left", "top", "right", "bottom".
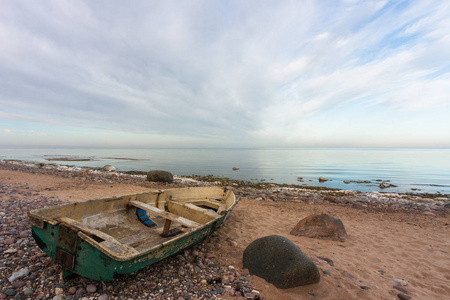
{"left": 57, "top": 217, "right": 139, "bottom": 255}
{"left": 183, "top": 203, "right": 218, "bottom": 219}
{"left": 129, "top": 201, "right": 200, "bottom": 228}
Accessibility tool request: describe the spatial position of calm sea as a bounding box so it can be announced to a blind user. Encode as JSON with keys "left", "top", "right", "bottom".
{"left": 1, "top": 148, "right": 449, "bottom": 194}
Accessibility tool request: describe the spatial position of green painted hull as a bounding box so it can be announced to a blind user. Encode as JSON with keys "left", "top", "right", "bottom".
{"left": 31, "top": 217, "right": 225, "bottom": 280}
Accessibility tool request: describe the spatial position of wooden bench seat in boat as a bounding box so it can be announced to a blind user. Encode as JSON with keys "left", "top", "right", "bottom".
{"left": 128, "top": 200, "right": 202, "bottom": 237}
{"left": 190, "top": 199, "right": 227, "bottom": 214}
{"left": 166, "top": 201, "right": 218, "bottom": 224}
{"left": 128, "top": 201, "right": 200, "bottom": 228}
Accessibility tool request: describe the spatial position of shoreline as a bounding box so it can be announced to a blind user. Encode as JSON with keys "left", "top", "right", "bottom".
{"left": 0, "top": 160, "right": 449, "bottom": 299}
{"left": 2, "top": 159, "right": 449, "bottom": 211}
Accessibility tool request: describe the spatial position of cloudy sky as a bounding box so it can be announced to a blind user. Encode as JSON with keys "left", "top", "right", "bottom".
{"left": 1, "top": 0, "right": 449, "bottom": 148}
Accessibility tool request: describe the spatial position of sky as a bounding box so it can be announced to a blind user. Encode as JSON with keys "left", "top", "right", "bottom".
{"left": 1, "top": 0, "right": 449, "bottom": 148}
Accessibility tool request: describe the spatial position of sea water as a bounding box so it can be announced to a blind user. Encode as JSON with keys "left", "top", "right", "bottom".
{"left": 1, "top": 147, "right": 449, "bottom": 194}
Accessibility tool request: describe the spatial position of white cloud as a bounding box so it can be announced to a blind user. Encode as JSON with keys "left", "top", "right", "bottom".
{"left": 0, "top": 0, "right": 449, "bottom": 147}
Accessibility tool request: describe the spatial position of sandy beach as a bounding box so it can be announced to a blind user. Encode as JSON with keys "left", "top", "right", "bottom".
{"left": 0, "top": 160, "right": 449, "bottom": 300}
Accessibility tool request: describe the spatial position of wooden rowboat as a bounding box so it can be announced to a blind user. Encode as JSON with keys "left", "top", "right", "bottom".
{"left": 28, "top": 187, "right": 238, "bottom": 280}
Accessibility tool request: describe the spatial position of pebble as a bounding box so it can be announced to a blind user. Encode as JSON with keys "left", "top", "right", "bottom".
{"left": 391, "top": 278, "right": 408, "bottom": 286}
{"left": 398, "top": 293, "right": 412, "bottom": 300}
{"left": 86, "top": 284, "right": 97, "bottom": 293}
{"left": 23, "top": 287, "right": 33, "bottom": 296}
{"left": 393, "top": 285, "right": 410, "bottom": 295}
{"left": 76, "top": 287, "right": 86, "bottom": 296}
{"left": 12, "top": 280, "right": 26, "bottom": 288}
{"left": 8, "top": 268, "right": 30, "bottom": 282}
{"left": 4, "top": 289, "right": 15, "bottom": 296}
{"left": 54, "top": 287, "right": 63, "bottom": 295}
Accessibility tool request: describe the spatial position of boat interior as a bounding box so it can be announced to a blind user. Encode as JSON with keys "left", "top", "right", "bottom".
{"left": 29, "top": 187, "right": 236, "bottom": 259}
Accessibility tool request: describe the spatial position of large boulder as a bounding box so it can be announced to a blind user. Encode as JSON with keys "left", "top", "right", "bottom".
{"left": 290, "top": 213, "right": 347, "bottom": 241}
{"left": 243, "top": 235, "right": 320, "bottom": 289}
{"left": 146, "top": 170, "right": 174, "bottom": 183}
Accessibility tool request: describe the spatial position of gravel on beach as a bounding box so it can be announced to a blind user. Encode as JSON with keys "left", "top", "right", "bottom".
{"left": 0, "top": 160, "right": 448, "bottom": 299}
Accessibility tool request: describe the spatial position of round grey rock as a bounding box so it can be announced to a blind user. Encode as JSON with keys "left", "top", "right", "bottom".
{"left": 146, "top": 170, "right": 174, "bottom": 183}
{"left": 23, "top": 287, "right": 33, "bottom": 296}
{"left": 243, "top": 235, "right": 320, "bottom": 289}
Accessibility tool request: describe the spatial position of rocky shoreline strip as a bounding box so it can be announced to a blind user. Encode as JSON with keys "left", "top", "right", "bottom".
{"left": 2, "top": 160, "right": 449, "bottom": 214}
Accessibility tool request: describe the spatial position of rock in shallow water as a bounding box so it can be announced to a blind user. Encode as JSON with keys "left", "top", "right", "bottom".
{"left": 243, "top": 235, "right": 320, "bottom": 289}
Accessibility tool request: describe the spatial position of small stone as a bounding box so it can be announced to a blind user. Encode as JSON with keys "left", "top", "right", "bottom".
{"left": 54, "top": 287, "right": 63, "bottom": 295}
{"left": 360, "top": 286, "right": 370, "bottom": 290}
{"left": 69, "top": 287, "right": 77, "bottom": 294}
{"left": 397, "top": 293, "right": 412, "bottom": 300}
{"left": 323, "top": 269, "right": 331, "bottom": 276}
{"left": 393, "top": 285, "right": 410, "bottom": 295}
{"left": 4, "top": 248, "right": 17, "bottom": 254}
{"left": 86, "top": 284, "right": 97, "bottom": 293}
{"left": 23, "top": 287, "right": 33, "bottom": 296}
{"left": 98, "top": 294, "right": 109, "bottom": 300}
{"left": 229, "top": 240, "right": 238, "bottom": 247}
{"left": 391, "top": 278, "right": 408, "bottom": 286}
{"left": 12, "top": 280, "right": 26, "bottom": 288}
{"left": 4, "top": 289, "right": 15, "bottom": 296}
{"left": 4, "top": 238, "right": 14, "bottom": 244}
{"left": 8, "top": 268, "right": 30, "bottom": 282}
{"left": 319, "top": 177, "right": 328, "bottom": 182}
{"left": 52, "top": 296, "right": 63, "bottom": 300}
{"left": 76, "top": 287, "right": 86, "bottom": 296}
{"left": 224, "top": 287, "right": 234, "bottom": 296}
{"left": 343, "top": 271, "right": 356, "bottom": 279}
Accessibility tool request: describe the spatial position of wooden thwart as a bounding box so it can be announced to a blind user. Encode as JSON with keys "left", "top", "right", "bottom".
{"left": 128, "top": 200, "right": 200, "bottom": 228}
